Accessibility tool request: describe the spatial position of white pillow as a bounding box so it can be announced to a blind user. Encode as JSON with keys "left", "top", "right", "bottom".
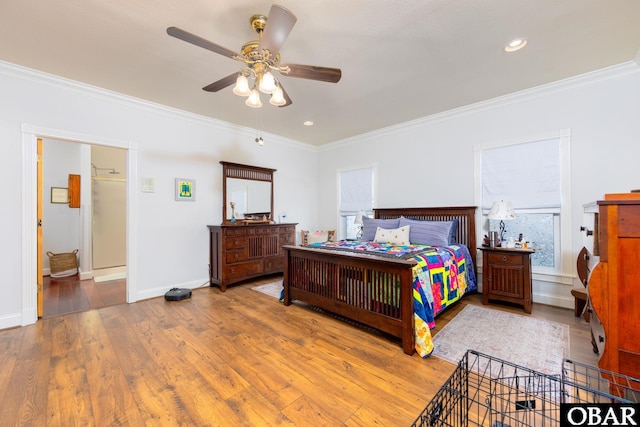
{"left": 373, "top": 226, "right": 410, "bottom": 245}
{"left": 306, "top": 230, "right": 329, "bottom": 244}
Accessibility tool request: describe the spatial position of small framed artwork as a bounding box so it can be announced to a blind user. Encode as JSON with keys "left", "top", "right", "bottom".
{"left": 51, "top": 187, "right": 69, "bottom": 204}
{"left": 175, "top": 178, "right": 196, "bottom": 201}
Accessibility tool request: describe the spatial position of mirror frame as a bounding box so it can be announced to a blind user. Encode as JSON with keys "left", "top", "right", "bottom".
{"left": 221, "top": 161, "right": 276, "bottom": 225}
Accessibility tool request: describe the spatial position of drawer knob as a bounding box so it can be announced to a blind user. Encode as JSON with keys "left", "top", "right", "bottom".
{"left": 234, "top": 254, "right": 239, "bottom": 259}
{"left": 501, "top": 256, "right": 507, "bottom": 262}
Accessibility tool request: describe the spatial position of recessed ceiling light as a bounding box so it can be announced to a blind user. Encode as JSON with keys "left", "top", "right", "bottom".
{"left": 504, "top": 38, "right": 527, "bottom": 52}
{"left": 303, "top": 121, "right": 314, "bottom": 126}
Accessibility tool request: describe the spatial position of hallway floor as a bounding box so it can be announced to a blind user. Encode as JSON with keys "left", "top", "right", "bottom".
{"left": 43, "top": 274, "right": 126, "bottom": 318}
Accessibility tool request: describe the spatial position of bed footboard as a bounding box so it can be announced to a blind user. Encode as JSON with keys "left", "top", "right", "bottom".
{"left": 283, "top": 246, "right": 417, "bottom": 355}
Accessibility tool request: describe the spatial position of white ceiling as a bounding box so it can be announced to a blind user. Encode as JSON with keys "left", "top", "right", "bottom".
{"left": 2, "top": 0, "right": 639, "bottom": 146}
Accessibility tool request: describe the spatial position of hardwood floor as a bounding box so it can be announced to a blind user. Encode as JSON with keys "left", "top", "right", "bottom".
{"left": 43, "top": 274, "right": 126, "bottom": 318}
{"left": 2, "top": 276, "right": 598, "bottom": 426}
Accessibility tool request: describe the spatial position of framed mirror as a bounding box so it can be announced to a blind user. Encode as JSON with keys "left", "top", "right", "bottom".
{"left": 221, "top": 161, "right": 275, "bottom": 224}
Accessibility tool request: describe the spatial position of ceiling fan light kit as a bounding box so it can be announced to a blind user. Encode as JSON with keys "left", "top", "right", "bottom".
{"left": 246, "top": 88, "right": 263, "bottom": 108}
{"left": 232, "top": 74, "right": 251, "bottom": 96}
{"left": 167, "top": 4, "right": 341, "bottom": 109}
{"left": 269, "top": 86, "right": 287, "bottom": 106}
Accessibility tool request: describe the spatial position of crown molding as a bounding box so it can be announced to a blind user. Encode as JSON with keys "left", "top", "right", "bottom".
{"left": 0, "top": 60, "right": 316, "bottom": 152}
{"left": 3, "top": 59, "right": 637, "bottom": 154}
{"left": 321, "top": 61, "right": 640, "bottom": 152}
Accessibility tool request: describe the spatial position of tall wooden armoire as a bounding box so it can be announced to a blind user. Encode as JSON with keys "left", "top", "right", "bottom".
{"left": 588, "top": 192, "right": 640, "bottom": 383}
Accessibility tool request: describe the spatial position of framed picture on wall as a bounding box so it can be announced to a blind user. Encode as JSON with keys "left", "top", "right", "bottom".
{"left": 51, "top": 187, "right": 69, "bottom": 204}
{"left": 175, "top": 178, "right": 196, "bottom": 201}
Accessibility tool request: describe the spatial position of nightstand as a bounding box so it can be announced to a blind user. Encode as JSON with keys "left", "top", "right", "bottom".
{"left": 480, "top": 247, "right": 534, "bottom": 313}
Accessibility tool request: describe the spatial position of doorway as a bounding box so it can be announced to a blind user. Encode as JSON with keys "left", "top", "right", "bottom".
{"left": 22, "top": 125, "right": 138, "bottom": 325}
{"left": 41, "top": 141, "right": 127, "bottom": 317}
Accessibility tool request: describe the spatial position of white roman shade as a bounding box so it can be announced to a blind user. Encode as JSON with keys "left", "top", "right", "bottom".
{"left": 482, "top": 137, "right": 562, "bottom": 212}
{"left": 339, "top": 167, "right": 374, "bottom": 215}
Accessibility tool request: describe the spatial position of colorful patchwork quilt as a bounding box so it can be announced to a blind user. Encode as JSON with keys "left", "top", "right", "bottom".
{"left": 411, "top": 244, "right": 476, "bottom": 357}
{"left": 307, "top": 241, "right": 477, "bottom": 357}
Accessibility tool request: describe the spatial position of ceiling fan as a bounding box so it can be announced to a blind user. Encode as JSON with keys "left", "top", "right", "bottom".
{"left": 167, "top": 4, "right": 342, "bottom": 108}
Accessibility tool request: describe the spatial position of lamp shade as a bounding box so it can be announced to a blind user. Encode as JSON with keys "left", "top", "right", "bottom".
{"left": 259, "top": 71, "right": 277, "bottom": 94}
{"left": 487, "top": 200, "right": 516, "bottom": 220}
{"left": 245, "top": 88, "right": 262, "bottom": 108}
{"left": 232, "top": 74, "right": 251, "bottom": 96}
{"left": 354, "top": 211, "right": 366, "bottom": 225}
{"left": 269, "top": 85, "right": 286, "bottom": 106}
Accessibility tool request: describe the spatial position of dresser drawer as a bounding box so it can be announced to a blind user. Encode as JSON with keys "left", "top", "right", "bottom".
{"left": 226, "top": 249, "right": 247, "bottom": 264}
{"left": 264, "top": 255, "right": 284, "bottom": 273}
{"left": 224, "top": 227, "right": 246, "bottom": 237}
{"left": 279, "top": 232, "right": 295, "bottom": 245}
{"left": 487, "top": 252, "right": 525, "bottom": 265}
{"left": 248, "top": 226, "right": 279, "bottom": 236}
{"left": 279, "top": 226, "right": 296, "bottom": 234}
{"left": 225, "top": 261, "right": 262, "bottom": 279}
{"left": 225, "top": 236, "right": 246, "bottom": 250}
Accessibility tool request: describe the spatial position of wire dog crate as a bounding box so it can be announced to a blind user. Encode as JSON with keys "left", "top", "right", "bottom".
{"left": 412, "top": 350, "right": 639, "bottom": 427}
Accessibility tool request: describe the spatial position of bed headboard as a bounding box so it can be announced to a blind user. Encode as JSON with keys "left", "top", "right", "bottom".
{"left": 374, "top": 206, "right": 478, "bottom": 273}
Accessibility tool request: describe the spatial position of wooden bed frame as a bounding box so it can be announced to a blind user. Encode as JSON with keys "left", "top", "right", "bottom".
{"left": 283, "top": 206, "right": 477, "bottom": 355}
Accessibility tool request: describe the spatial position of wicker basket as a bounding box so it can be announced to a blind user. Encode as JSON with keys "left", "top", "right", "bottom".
{"left": 46, "top": 249, "right": 79, "bottom": 277}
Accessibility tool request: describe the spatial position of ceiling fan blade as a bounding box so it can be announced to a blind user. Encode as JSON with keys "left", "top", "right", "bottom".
{"left": 282, "top": 64, "right": 342, "bottom": 83}
{"left": 279, "top": 85, "right": 292, "bottom": 107}
{"left": 258, "top": 5, "right": 297, "bottom": 57}
{"left": 167, "top": 27, "right": 239, "bottom": 59}
{"left": 202, "top": 73, "right": 238, "bottom": 92}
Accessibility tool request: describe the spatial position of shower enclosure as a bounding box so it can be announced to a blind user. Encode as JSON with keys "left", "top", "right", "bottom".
{"left": 91, "top": 148, "right": 126, "bottom": 277}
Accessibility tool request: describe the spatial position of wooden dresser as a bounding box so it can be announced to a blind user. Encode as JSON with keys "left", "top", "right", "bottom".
{"left": 208, "top": 223, "right": 297, "bottom": 291}
{"left": 588, "top": 193, "right": 640, "bottom": 382}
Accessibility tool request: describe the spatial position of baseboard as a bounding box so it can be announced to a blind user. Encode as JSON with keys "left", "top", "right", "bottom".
{"left": 532, "top": 292, "right": 573, "bottom": 309}
{"left": 0, "top": 312, "right": 23, "bottom": 330}
{"left": 135, "top": 278, "right": 209, "bottom": 301}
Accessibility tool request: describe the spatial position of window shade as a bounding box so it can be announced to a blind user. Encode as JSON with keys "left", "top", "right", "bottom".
{"left": 482, "top": 138, "right": 562, "bottom": 211}
{"left": 339, "top": 167, "right": 374, "bottom": 214}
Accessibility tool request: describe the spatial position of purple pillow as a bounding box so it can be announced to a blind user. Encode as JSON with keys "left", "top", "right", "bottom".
{"left": 398, "top": 217, "right": 454, "bottom": 246}
{"left": 450, "top": 219, "right": 459, "bottom": 243}
{"left": 361, "top": 217, "right": 400, "bottom": 241}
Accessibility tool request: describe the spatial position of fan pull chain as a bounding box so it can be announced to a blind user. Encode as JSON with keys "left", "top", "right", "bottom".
{"left": 255, "top": 109, "right": 264, "bottom": 146}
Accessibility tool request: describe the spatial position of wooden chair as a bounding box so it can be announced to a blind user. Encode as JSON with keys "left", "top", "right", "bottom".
{"left": 573, "top": 246, "right": 590, "bottom": 321}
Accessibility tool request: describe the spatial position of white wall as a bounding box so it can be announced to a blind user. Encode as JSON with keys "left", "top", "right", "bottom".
{"left": 2, "top": 59, "right": 639, "bottom": 328}
{"left": 0, "top": 61, "right": 319, "bottom": 328}
{"left": 317, "top": 62, "right": 640, "bottom": 308}
{"left": 42, "top": 139, "right": 82, "bottom": 273}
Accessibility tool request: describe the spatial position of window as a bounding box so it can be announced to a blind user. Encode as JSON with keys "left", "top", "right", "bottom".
{"left": 490, "top": 212, "right": 559, "bottom": 270}
{"left": 476, "top": 130, "right": 571, "bottom": 277}
{"left": 338, "top": 166, "right": 375, "bottom": 239}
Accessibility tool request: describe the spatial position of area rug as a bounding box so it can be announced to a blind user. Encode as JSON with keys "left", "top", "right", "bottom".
{"left": 251, "top": 281, "right": 282, "bottom": 299}
{"left": 432, "top": 304, "right": 570, "bottom": 375}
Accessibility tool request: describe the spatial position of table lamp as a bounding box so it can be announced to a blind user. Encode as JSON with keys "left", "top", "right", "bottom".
{"left": 487, "top": 200, "right": 516, "bottom": 242}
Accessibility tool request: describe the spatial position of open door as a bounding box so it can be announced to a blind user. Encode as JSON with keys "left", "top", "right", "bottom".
{"left": 37, "top": 138, "right": 43, "bottom": 317}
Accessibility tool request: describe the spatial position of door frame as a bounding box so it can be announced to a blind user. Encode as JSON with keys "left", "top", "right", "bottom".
{"left": 21, "top": 124, "right": 138, "bottom": 325}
